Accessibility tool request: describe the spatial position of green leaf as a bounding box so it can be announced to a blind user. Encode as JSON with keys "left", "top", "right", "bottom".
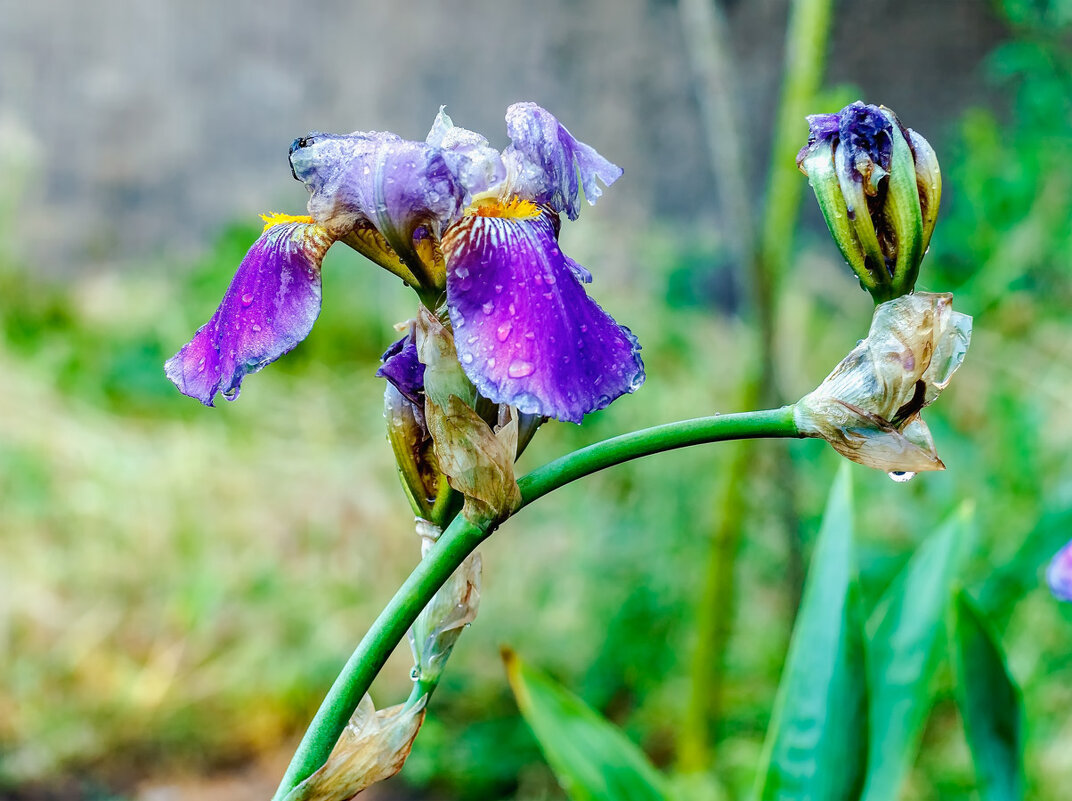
{"left": 753, "top": 464, "right": 868, "bottom": 801}
{"left": 951, "top": 590, "right": 1024, "bottom": 801}
{"left": 503, "top": 649, "right": 671, "bottom": 801}
{"left": 860, "top": 503, "right": 973, "bottom": 801}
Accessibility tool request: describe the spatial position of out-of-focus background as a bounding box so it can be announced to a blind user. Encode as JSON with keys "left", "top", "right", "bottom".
{"left": 0, "top": 0, "right": 1070, "bottom": 799}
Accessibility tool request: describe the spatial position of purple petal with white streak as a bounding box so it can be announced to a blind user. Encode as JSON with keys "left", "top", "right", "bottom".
{"left": 1047, "top": 539, "right": 1072, "bottom": 602}
{"left": 165, "top": 220, "right": 331, "bottom": 406}
{"left": 442, "top": 210, "right": 644, "bottom": 423}
{"left": 502, "top": 102, "right": 622, "bottom": 220}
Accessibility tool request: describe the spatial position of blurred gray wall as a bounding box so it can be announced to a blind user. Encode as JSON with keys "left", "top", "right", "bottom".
{"left": 0, "top": 0, "right": 1004, "bottom": 273}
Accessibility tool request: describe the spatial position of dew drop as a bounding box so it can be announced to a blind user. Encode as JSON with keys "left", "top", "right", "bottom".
{"left": 494, "top": 284, "right": 504, "bottom": 294}
{"left": 455, "top": 266, "right": 470, "bottom": 279}
{"left": 888, "top": 471, "right": 916, "bottom": 483}
{"left": 544, "top": 273, "right": 556, "bottom": 285}
{"left": 482, "top": 300, "right": 495, "bottom": 315}
{"left": 461, "top": 353, "right": 474, "bottom": 364}
{"left": 196, "top": 357, "right": 206, "bottom": 373}
{"left": 508, "top": 359, "right": 535, "bottom": 378}
{"left": 496, "top": 321, "right": 512, "bottom": 342}
{"left": 251, "top": 324, "right": 262, "bottom": 332}
{"left": 410, "top": 666, "right": 421, "bottom": 681}
{"left": 241, "top": 292, "right": 255, "bottom": 305}
{"left": 508, "top": 303, "right": 517, "bottom": 316}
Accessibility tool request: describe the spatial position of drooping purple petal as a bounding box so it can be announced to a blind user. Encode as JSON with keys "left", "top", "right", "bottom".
{"left": 165, "top": 217, "right": 332, "bottom": 406}
{"left": 377, "top": 326, "right": 426, "bottom": 408}
{"left": 1047, "top": 539, "right": 1072, "bottom": 602}
{"left": 501, "top": 102, "right": 622, "bottom": 220}
{"left": 441, "top": 208, "right": 644, "bottom": 423}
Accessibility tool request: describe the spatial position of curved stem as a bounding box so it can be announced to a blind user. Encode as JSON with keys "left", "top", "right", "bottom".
{"left": 271, "top": 406, "right": 802, "bottom": 801}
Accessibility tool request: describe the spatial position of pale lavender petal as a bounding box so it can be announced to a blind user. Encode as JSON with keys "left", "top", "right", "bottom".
{"left": 289, "top": 131, "right": 464, "bottom": 276}
{"left": 425, "top": 107, "right": 507, "bottom": 200}
{"left": 441, "top": 210, "right": 644, "bottom": 423}
{"left": 1047, "top": 539, "right": 1072, "bottom": 602}
{"left": 165, "top": 219, "right": 332, "bottom": 406}
{"left": 502, "top": 102, "right": 622, "bottom": 220}
{"left": 377, "top": 327, "right": 425, "bottom": 408}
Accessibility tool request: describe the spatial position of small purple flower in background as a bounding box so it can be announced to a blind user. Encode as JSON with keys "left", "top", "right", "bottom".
{"left": 1047, "top": 540, "right": 1072, "bottom": 602}
{"left": 167, "top": 103, "right": 644, "bottom": 424}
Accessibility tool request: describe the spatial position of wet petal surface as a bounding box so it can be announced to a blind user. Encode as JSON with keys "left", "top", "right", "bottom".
{"left": 442, "top": 208, "right": 643, "bottom": 423}
{"left": 165, "top": 217, "right": 332, "bottom": 406}
{"left": 501, "top": 102, "right": 622, "bottom": 220}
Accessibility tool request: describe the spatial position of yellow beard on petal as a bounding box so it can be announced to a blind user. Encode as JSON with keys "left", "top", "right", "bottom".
{"left": 260, "top": 211, "right": 316, "bottom": 231}
{"left": 466, "top": 196, "right": 542, "bottom": 220}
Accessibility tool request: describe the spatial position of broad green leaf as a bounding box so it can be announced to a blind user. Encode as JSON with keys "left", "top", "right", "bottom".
{"left": 951, "top": 590, "right": 1024, "bottom": 801}
{"left": 860, "top": 503, "right": 973, "bottom": 801}
{"left": 753, "top": 464, "right": 868, "bottom": 801}
{"left": 503, "top": 649, "right": 671, "bottom": 801}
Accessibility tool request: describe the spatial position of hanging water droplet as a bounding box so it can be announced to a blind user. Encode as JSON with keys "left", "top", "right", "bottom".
{"left": 888, "top": 471, "right": 916, "bottom": 483}
{"left": 508, "top": 359, "right": 535, "bottom": 378}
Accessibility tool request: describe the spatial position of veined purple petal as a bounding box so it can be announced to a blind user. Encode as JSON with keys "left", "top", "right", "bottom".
{"left": 165, "top": 216, "right": 332, "bottom": 406}
{"left": 501, "top": 102, "right": 622, "bottom": 220}
{"left": 377, "top": 326, "right": 426, "bottom": 408}
{"left": 1047, "top": 539, "right": 1072, "bottom": 602}
{"left": 441, "top": 207, "right": 644, "bottom": 423}
{"left": 289, "top": 131, "right": 464, "bottom": 283}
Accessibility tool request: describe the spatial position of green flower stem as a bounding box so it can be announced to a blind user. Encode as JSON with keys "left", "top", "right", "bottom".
{"left": 271, "top": 405, "right": 802, "bottom": 801}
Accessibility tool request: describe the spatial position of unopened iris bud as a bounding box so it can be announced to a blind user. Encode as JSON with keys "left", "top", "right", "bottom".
{"left": 797, "top": 102, "right": 941, "bottom": 302}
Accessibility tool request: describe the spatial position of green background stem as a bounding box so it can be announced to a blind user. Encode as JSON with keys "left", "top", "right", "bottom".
{"left": 271, "top": 406, "right": 802, "bottom": 800}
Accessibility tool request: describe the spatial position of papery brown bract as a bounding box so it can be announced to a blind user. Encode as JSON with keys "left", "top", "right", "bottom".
{"left": 283, "top": 695, "right": 426, "bottom": 801}
{"left": 795, "top": 293, "right": 971, "bottom": 473}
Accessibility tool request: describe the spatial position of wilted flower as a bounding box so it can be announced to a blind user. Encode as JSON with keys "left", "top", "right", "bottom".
{"left": 167, "top": 103, "right": 645, "bottom": 424}
{"left": 797, "top": 101, "right": 941, "bottom": 302}
{"left": 1047, "top": 540, "right": 1072, "bottom": 602}
{"left": 795, "top": 292, "right": 971, "bottom": 473}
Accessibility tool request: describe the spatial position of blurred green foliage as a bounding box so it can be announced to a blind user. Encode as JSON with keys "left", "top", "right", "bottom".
{"left": 1, "top": 6, "right": 1071, "bottom": 801}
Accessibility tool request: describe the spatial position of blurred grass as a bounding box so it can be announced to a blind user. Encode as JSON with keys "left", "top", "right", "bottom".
{"left": 2, "top": 11, "right": 1072, "bottom": 801}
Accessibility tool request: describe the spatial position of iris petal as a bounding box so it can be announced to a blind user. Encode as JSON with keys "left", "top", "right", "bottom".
{"left": 290, "top": 131, "right": 465, "bottom": 284}
{"left": 502, "top": 102, "right": 622, "bottom": 220}
{"left": 441, "top": 209, "right": 644, "bottom": 423}
{"left": 165, "top": 217, "right": 332, "bottom": 406}
{"left": 377, "top": 327, "right": 426, "bottom": 409}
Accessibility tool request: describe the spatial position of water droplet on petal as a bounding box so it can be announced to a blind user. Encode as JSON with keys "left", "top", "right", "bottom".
{"left": 496, "top": 321, "right": 512, "bottom": 342}
{"left": 888, "top": 471, "right": 916, "bottom": 483}
{"left": 461, "top": 353, "right": 474, "bottom": 364}
{"left": 241, "top": 292, "right": 255, "bottom": 305}
{"left": 251, "top": 324, "right": 262, "bottom": 332}
{"left": 482, "top": 300, "right": 495, "bottom": 315}
{"left": 508, "top": 359, "right": 535, "bottom": 378}
{"left": 455, "top": 266, "right": 470, "bottom": 279}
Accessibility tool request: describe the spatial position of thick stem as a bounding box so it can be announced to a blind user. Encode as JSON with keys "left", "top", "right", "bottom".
{"left": 271, "top": 407, "right": 802, "bottom": 800}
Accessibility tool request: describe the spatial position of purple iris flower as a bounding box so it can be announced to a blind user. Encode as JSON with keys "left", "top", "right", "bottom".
{"left": 167, "top": 103, "right": 644, "bottom": 423}
{"left": 1047, "top": 539, "right": 1072, "bottom": 602}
